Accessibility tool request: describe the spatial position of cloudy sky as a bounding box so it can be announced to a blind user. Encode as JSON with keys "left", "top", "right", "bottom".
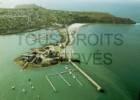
{"left": 0, "top": 0, "right": 140, "bottom": 8}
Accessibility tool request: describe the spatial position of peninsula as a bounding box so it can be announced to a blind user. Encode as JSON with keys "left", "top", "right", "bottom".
{"left": 0, "top": 4, "right": 136, "bottom": 35}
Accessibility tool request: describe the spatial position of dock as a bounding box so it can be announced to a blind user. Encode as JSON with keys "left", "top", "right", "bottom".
{"left": 45, "top": 75, "right": 57, "bottom": 92}
{"left": 70, "top": 61, "right": 104, "bottom": 92}
{"left": 58, "top": 74, "right": 71, "bottom": 86}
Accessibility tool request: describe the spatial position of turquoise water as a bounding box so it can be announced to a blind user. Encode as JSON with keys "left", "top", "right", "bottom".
{"left": 0, "top": 24, "right": 140, "bottom": 100}
{"left": 74, "top": 24, "right": 140, "bottom": 100}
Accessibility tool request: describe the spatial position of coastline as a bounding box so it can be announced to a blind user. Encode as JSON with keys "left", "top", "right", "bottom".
{"left": 67, "top": 23, "right": 86, "bottom": 45}
{"left": 14, "top": 23, "right": 86, "bottom": 68}
{"left": 62, "top": 23, "right": 86, "bottom": 59}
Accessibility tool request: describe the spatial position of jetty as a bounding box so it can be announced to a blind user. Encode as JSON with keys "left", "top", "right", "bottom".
{"left": 70, "top": 61, "right": 104, "bottom": 92}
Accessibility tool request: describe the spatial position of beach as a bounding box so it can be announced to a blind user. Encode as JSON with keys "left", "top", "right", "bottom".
{"left": 61, "top": 23, "right": 86, "bottom": 59}
{"left": 68, "top": 23, "right": 86, "bottom": 45}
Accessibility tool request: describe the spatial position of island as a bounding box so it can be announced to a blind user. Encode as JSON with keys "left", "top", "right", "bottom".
{"left": 0, "top": 4, "right": 136, "bottom": 35}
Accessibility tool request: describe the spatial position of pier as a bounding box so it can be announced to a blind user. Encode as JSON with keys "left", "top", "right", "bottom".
{"left": 70, "top": 62, "right": 104, "bottom": 92}
{"left": 58, "top": 74, "right": 71, "bottom": 86}
{"left": 45, "top": 75, "right": 57, "bottom": 92}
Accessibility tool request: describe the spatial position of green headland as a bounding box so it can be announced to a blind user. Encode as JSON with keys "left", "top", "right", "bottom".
{"left": 0, "top": 4, "right": 136, "bottom": 35}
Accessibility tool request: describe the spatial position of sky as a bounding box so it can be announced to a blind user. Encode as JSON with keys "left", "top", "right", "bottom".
{"left": 0, "top": 0, "right": 140, "bottom": 8}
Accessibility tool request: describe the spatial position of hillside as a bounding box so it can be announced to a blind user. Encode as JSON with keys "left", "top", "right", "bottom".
{"left": 0, "top": 4, "right": 136, "bottom": 35}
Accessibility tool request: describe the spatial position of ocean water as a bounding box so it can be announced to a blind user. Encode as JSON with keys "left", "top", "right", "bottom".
{"left": 74, "top": 23, "right": 140, "bottom": 100}
{"left": 0, "top": 28, "right": 135, "bottom": 100}
{"left": 0, "top": 3, "right": 140, "bottom": 100}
